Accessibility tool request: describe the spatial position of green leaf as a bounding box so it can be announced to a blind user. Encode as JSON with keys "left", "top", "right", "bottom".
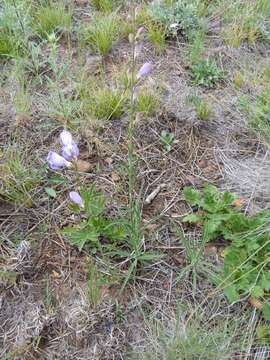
{"left": 45, "top": 187, "right": 57, "bottom": 198}
{"left": 251, "top": 285, "right": 264, "bottom": 298}
{"left": 183, "top": 187, "right": 201, "bottom": 207}
{"left": 62, "top": 225, "right": 100, "bottom": 251}
{"left": 263, "top": 302, "right": 270, "bottom": 320}
{"left": 224, "top": 285, "right": 240, "bottom": 303}
{"left": 182, "top": 213, "right": 202, "bottom": 223}
{"left": 203, "top": 217, "right": 222, "bottom": 242}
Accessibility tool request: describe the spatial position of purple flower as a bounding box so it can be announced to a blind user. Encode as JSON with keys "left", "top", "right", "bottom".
{"left": 69, "top": 191, "right": 84, "bottom": 207}
{"left": 60, "top": 130, "right": 79, "bottom": 161}
{"left": 47, "top": 151, "right": 71, "bottom": 170}
{"left": 138, "top": 62, "right": 154, "bottom": 78}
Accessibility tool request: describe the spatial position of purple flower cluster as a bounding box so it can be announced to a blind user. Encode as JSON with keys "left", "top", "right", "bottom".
{"left": 47, "top": 130, "right": 79, "bottom": 170}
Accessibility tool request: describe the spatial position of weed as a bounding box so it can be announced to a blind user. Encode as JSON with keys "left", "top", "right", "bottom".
{"left": 183, "top": 184, "right": 270, "bottom": 319}
{"left": 190, "top": 58, "right": 223, "bottom": 88}
{"left": 189, "top": 28, "right": 205, "bottom": 65}
{"left": 62, "top": 184, "right": 126, "bottom": 253}
{"left": 33, "top": 2, "right": 72, "bottom": 38}
{"left": 82, "top": 13, "right": 121, "bottom": 56}
{"left": 87, "top": 263, "right": 109, "bottom": 307}
{"left": 148, "top": 0, "right": 201, "bottom": 40}
{"left": 233, "top": 71, "right": 245, "bottom": 89}
{"left": 160, "top": 130, "right": 175, "bottom": 152}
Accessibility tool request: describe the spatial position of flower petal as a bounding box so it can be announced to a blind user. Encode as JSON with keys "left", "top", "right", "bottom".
{"left": 138, "top": 62, "right": 154, "bottom": 78}
{"left": 47, "top": 151, "right": 71, "bottom": 170}
{"left": 60, "top": 130, "right": 73, "bottom": 146}
{"left": 69, "top": 191, "right": 84, "bottom": 207}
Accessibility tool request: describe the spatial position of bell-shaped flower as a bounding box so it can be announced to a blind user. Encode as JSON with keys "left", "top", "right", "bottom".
{"left": 47, "top": 151, "right": 71, "bottom": 170}
{"left": 137, "top": 62, "right": 153, "bottom": 78}
{"left": 69, "top": 191, "right": 84, "bottom": 207}
{"left": 60, "top": 130, "right": 79, "bottom": 161}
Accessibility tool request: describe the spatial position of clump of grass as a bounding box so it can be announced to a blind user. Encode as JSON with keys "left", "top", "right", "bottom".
{"left": 91, "top": 0, "right": 123, "bottom": 12}
{"left": 222, "top": 0, "right": 270, "bottom": 47}
{"left": 135, "top": 87, "right": 160, "bottom": 117}
{"left": 233, "top": 71, "right": 245, "bottom": 89}
{"left": 0, "top": 31, "right": 18, "bottom": 58}
{"left": 82, "top": 13, "right": 121, "bottom": 56}
{"left": 187, "top": 94, "right": 212, "bottom": 120}
{"left": 0, "top": 145, "right": 42, "bottom": 207}
{"left": 80, "top": 76, "right": 127, "bottom": 120}
{"left": 190, "top": 58, "right": 223, "bottom": 88}
{"left": 189, "top": 28, "right": 205, "bottom": 65}
{"left": 33, "top": 2, "right": 72, "bottom": 38}
{"left": 146, "top": 22, "right": 167, "bottom": 54}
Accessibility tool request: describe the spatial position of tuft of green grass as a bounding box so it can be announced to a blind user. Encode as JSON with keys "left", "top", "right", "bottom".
{"left": 135, "top": 87, "right": 160, "bottom": 117}
{"left": 91, "top": 0, "right": 123, "bottom": 13}
{"left": 187, "top": 94, "right": 212, "bottom": 120}
{"left": 82, "top": 13, "right": 121, "bottom": 56}
{"left": 0, "top": 145, "right": 43, "bottom": 207}
{"left": 190, "top": 58, "right": 223, "bottom": 88}
{"left": 0, "top": 30, "right": 18, "bottom": 58}
{"left": 80, "top": 76, "right": 127, "bottom": 120}
{"left": 33, "top": 2, "right": 72, "bottom": 38}
{"left": 146, "top": 22, "right": 167, "bottom": 54}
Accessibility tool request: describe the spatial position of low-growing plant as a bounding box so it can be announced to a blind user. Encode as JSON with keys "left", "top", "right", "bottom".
{"left": 135, "top": 87, "right": 160, "bottom": 117}
{"left": 190, "top": 58, "right": 223, "bottom": 88}
{"left": 91, "top": 0, "right": 123, "bottom": 12}
{"left": 80, "top": 78, "right": 127, "bottom": 121}
{"left": 148, "top": 0, "right": 201, "bottom": 40}
{"left": 32, "top": 2, "right": 72, "bottom": 38}
{"left": 82, "top": 13, "right": 121, "bottom": 56}
{"left": 62, "top": 184, "right": 126, "bottom": 253}
{"left": 146, "top": 22, "right": 167, "bottom": 54}
{"left": 160, "top": 130, "right": 175, "bottom": 152}
{"left": 187, "top": 94, "right": 212, "bottom": 120}
{"left": 0, "top": 145, "right": 43, "bottom": 207}
{"left": 183, "top": 184, "right": 270, "bottom": 319}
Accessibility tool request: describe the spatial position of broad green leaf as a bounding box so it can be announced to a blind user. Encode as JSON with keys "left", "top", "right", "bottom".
{"left": 251, "top": 285, "right": 264, "bottom": 298}
{"left": 45, "top": 187, "right": 57, "bottom": 198}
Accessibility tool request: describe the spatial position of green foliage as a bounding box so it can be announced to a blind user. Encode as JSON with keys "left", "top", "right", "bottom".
{"left": 183, "top": 184, "right": 270, "bottom": 318}
{"left": 63, "top": 185, "right": 126, "bottom": 253}
{"left": 160, "top": 130, "right": 175, "bottom": 152}
{"left": 87, "top": 263, "right": 109, "bottom": 307}
{"left": 82, "top": 13, "right": 121, "bottom": 55}
{"left": 187, "top": 94, "right": 212, "bottom": 120}
{"left": 0, "top": 145, "right": 43, "bottom": 207}
{"left": 146, "top": 22, "right": 167, "bottom": 54}
{"left": 32, "top": 2, "right": 72, "bottom": 38}
{"left": 248, "top": 87, "right": 270, "bottom": 145}
{"left": 148, "top": 0, "right": 201, "bottom": 40}
{"left": 190, "top": 59, "right": 223, "bottom": 88}
{"left": 91, "top": 0, "right": 123, "bottom": 12}
{"left": 135, "top": 87, "right": 160, "bottom": 117}
{"left": 80, "top": 77, "right": 127, "bottom": 120}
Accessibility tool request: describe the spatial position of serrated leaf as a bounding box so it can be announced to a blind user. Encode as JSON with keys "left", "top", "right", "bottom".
{"left": 45, "top": 187, "right": 57, "bottom": 198}
{"left": 203, "top": 217, "right": 222, "bottom": 242}
{"left": 62, "top": 226, "right": 100, "bottom": 251}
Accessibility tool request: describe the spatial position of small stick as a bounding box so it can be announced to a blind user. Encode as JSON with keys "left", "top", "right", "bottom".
{"left": 144, "top": 184, "right": 166, "bottom": 205}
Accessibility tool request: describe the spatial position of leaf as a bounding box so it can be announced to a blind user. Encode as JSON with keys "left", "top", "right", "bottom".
{"left": 62, "top": 225, "right": 100, "bottom": 251}
{"left": 45, "top": 187, "right": 57, "bottom": 198}
{"left": 182, "top": 213, "right": 202, "bottom": 223}
{"left": 251, "top": 285, "right": 264, "bottom": 298}
{"left": 263, "top": 302, "right": 270, "bottom": 320}
{"left": 203, "top": 217, "right": 222, "bottom": 242}
{"left": 183, "top": 187, "right": 201, "bottom": 207}
{"left": 224, "top": 285, "right": 240, "bottom": 303}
